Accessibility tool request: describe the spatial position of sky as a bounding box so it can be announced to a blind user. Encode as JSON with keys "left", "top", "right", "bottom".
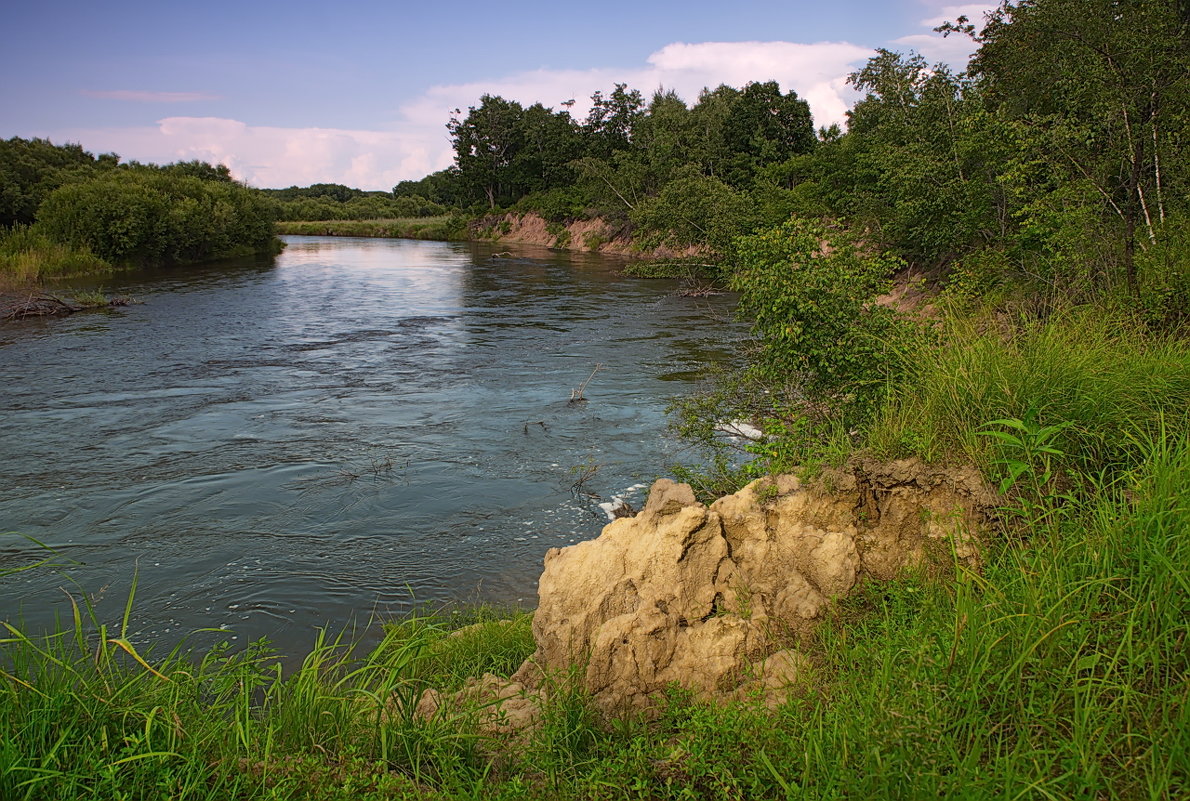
{"left": 1, "top": 0, "right": 995, "bottom": 190}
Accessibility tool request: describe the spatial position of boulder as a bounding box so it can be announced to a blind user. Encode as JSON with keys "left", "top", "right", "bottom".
{"left": 511, "top": 460, "right": 994, "bottom": 716}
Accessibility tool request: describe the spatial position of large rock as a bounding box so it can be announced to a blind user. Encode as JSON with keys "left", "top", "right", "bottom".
{"left": 511, "top": 461, "right": 994, "bottom": 716}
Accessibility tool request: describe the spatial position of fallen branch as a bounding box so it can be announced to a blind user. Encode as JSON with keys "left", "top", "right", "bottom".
{"left": 569, "top": 364, "right": 603, "bottom": 403}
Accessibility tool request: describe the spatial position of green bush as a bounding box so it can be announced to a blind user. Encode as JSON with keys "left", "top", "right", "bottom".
{"left": 731, "top": 219, "right": 914, "bottom": 412}
{"left": 37, "top": 170, "right": 276, "bottom": 266}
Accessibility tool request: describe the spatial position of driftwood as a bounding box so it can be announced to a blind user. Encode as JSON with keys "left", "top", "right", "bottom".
{"left": 677, "top": 279, "right": 726, "bottom": 298}
{"left": 569, "top": 363, "right": 603, "bottom": 403}
{"left": 1, "top": 293, "right": 133, "bottom": 321}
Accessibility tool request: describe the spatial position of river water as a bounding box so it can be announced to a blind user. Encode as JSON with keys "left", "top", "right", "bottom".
{"left": 0, "top": 236, "right": 740, "bottom": 652}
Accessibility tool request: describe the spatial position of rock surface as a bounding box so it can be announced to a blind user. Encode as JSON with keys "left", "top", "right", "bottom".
{"left": 508, "top": 460, "right": 995, "bottom": 716}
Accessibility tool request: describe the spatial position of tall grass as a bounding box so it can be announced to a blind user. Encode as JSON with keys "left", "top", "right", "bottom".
{"left": 0, "top": 225, "right": 111, "bottom": 287}
{"left": 866, "top": 305, "right": 1190, "bottom": 479}
{"left": 0, "top": 593, "right": 535, "bottom": 800}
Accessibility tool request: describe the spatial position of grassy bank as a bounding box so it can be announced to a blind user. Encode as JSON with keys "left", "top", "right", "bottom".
{"left": 3, "top": 424, "right": 1186, "bottom": 799}
{"left": 275, "top": 217, "right": 466, "bottom": 241}
{"left": 0, "top": 225, "right": 113, "bottom": 289}
{"left": 3, "top": 447, "right": 1185, "bottom": 800}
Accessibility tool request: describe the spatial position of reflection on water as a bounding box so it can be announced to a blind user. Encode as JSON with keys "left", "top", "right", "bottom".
{"left": 0, "top": 236, "right": 741, "bottom": 652}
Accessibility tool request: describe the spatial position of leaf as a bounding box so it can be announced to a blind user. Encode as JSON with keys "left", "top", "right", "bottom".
{"left": 107, "top": 639, "right": 170, "bottom": 682}
{"left": 983, "top": 417, "right": 1030, "bottom": 432}
{"left": 978, "top": 429, "right": 1024, "bottom": 447}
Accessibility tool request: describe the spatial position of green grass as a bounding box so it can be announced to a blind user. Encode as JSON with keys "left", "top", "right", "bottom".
{"left": 4, "top": 430, "right": 1186, "bottom": 800}
{"left": 0, "top": 588, "right": 535, "bottom": 800}
{"left": 0, "top": 225, "right": 113, "bottom": 287}
{"left": 275, "top": 217, "right": 467, "bottom": 241}
{"left": 866, "top": 305, "right": 1190, "bottom": 480}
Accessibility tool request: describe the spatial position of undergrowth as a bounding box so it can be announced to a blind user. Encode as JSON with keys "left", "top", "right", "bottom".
{"left": 273, "top": 217, "right": 468, "bottom": 241}
{"left": 0, "top": 224, "right": 112, "bottom": 287}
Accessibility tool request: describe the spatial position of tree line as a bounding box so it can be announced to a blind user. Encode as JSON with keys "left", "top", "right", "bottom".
{"left": 1, "top": 138, "right": 277, "bottom": 267}
{"left": 399, "top": 0, "right": 1188, "bottom": 324}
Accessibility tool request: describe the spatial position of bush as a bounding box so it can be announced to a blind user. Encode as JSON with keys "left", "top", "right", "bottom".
{"left": 731, "top": 219, "right": 914, "bottom": 413}
{"left": 630, "top": 169, "right": 754, "bottom": 253}
{"left": 37, "top": 170, "right": 276, "bottom": 265}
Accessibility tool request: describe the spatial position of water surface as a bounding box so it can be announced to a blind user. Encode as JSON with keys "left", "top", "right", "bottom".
{"left": 0, "top": 236, "right": 740, "bottom": 651}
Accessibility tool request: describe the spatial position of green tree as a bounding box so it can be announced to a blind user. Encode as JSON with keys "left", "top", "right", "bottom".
{"left": 969, "top": 0, "right": 1190, "bottom": 291}
{"left": 730, "top": 219, "right": 908, "bottom": 411}
{"left": 512, "top": 103, "right": 584, "bottom": 195}
{"left": 37, "top": 170, "right": 275, "bottom": 265}
{"left": 630, "top": 166, "right": 753, "bottom": 253}
{"left": 720, "top": 81, "right": 816, "bottom": 186}
{"left": 448, "top": 95, "right": 527, "bottom": 208}
{"left": 582, "top": 84, "right": 646, "bottom": 159}
{"left": 0, "top": 137, "right": 104, "bottom": 228}
{"left": 839, "top": 50, "right": 1013, "bottom": 267}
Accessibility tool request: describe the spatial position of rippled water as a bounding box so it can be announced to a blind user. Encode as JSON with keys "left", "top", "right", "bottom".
{"left": 0, "top": 236, "right": 741, "bottom": 651}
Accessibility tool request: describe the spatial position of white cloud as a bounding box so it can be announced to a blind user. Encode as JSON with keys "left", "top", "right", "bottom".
{"left": 892, "top": 2, "right": 998, "bottom": 66}
{"left": 82, "top": 90, "right": 220, "bottom": 103}
{"left": 52, "top": 118, "right": 449, "bottom": 190}
{"left": 53, "top": 40, "right": 876, "bottom": 190}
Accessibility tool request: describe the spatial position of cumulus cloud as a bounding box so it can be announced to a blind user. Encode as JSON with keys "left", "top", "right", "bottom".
{"left": 51, "top": 117, "right": 448, "bottom": 191}
{"left": 81, "top": 90, "right": 220, "bottom": 103}
{"left": 56, "top": 40, "right": 876, "bottom": 189}
{"left": 892, "top": 2, "right": 998, "bottom": 66}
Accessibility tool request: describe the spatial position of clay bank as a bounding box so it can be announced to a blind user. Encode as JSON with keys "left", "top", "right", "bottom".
{"left": 419, "top": 458, "right": 997, "bottom": 728}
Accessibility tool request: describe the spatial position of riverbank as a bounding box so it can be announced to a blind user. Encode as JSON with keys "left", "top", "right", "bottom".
{"left": 274, "top": 215, "right": 467, "bottom": 241}
{"left": 3, "top": 430, "right": 1186, "bottom": 799}
{"left": 276, "top": 212, "right": 713, "bottom": 265}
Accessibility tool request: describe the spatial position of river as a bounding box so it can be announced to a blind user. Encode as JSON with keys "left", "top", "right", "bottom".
{"left": 0, "top": 235, "right": 741, "bottom": 653}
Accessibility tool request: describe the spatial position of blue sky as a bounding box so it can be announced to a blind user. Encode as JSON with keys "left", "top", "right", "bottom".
{"left": 1, "top": 0, "right": 993, "bottom": 189}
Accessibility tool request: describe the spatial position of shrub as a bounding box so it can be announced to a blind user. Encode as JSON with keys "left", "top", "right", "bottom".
{"left": 37, "top": 170, "right": 276, "bottom": 265}
{"left": 730, "top": 219, "right": 914, "bottom": 414}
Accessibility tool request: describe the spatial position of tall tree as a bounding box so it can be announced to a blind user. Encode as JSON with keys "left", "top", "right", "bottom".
{"left": 720, "top": 81, "right": 816, "bottom": 186}
{"left": 839, "top": 50, "right": 1012, "bottom": 266}
{"left": 969, "top": 0, "right": 1190, "bottom": 290}
{"left": 583, "top": 84, "right": 646, "bottom": 159}
{"left": 448, "top": 95, "right": 526, "bottom": 208}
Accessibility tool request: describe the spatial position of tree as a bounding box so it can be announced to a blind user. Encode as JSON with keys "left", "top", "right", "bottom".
{"left": 582, "top": 84, "right": 645, "bottom": 158}
{"left": 512, "top": 103, "right": 583, "bottom": 195}
{"left": 0, "top": 137, "right": 102, "bottom": 228}
{"left": 839, "top": 50, "right": 1013, "bottom": 266}
{"left": 720, "top": 81, "right": 816, "bottom": 186}
{"left": 969, "top": 0, "right": 1190, "bottom": 291}
{"left": 448, "top": 95, "right": 526, "bottom": 208}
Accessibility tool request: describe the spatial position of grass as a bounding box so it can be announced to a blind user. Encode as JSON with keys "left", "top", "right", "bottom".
{"left": 3, "top": 427, "right": 1186, "bottom": 799}
{"left": 0, "top": 225, "right": 113, "bottom": 288}
{"left": 866, "top": 304, "right": 1190, "bottom": 480}
{"left": 0, "top": 592, "right": 535, "bottom": 800}
{"left": 274, "top": 217, "right": 467, "bottom": 241}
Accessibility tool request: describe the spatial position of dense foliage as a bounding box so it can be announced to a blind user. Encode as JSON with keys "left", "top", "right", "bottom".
{"left": 0, "top": 138, "right": 279, "bottom": 274}
{"left": 393, "top": 79, "right": 816, "bottom": 248}
{"left": 37, "top": 170, "right": 275, "bottom": 265}
{"left": 262, "top": 183, "right": 448, "bottom": 222}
